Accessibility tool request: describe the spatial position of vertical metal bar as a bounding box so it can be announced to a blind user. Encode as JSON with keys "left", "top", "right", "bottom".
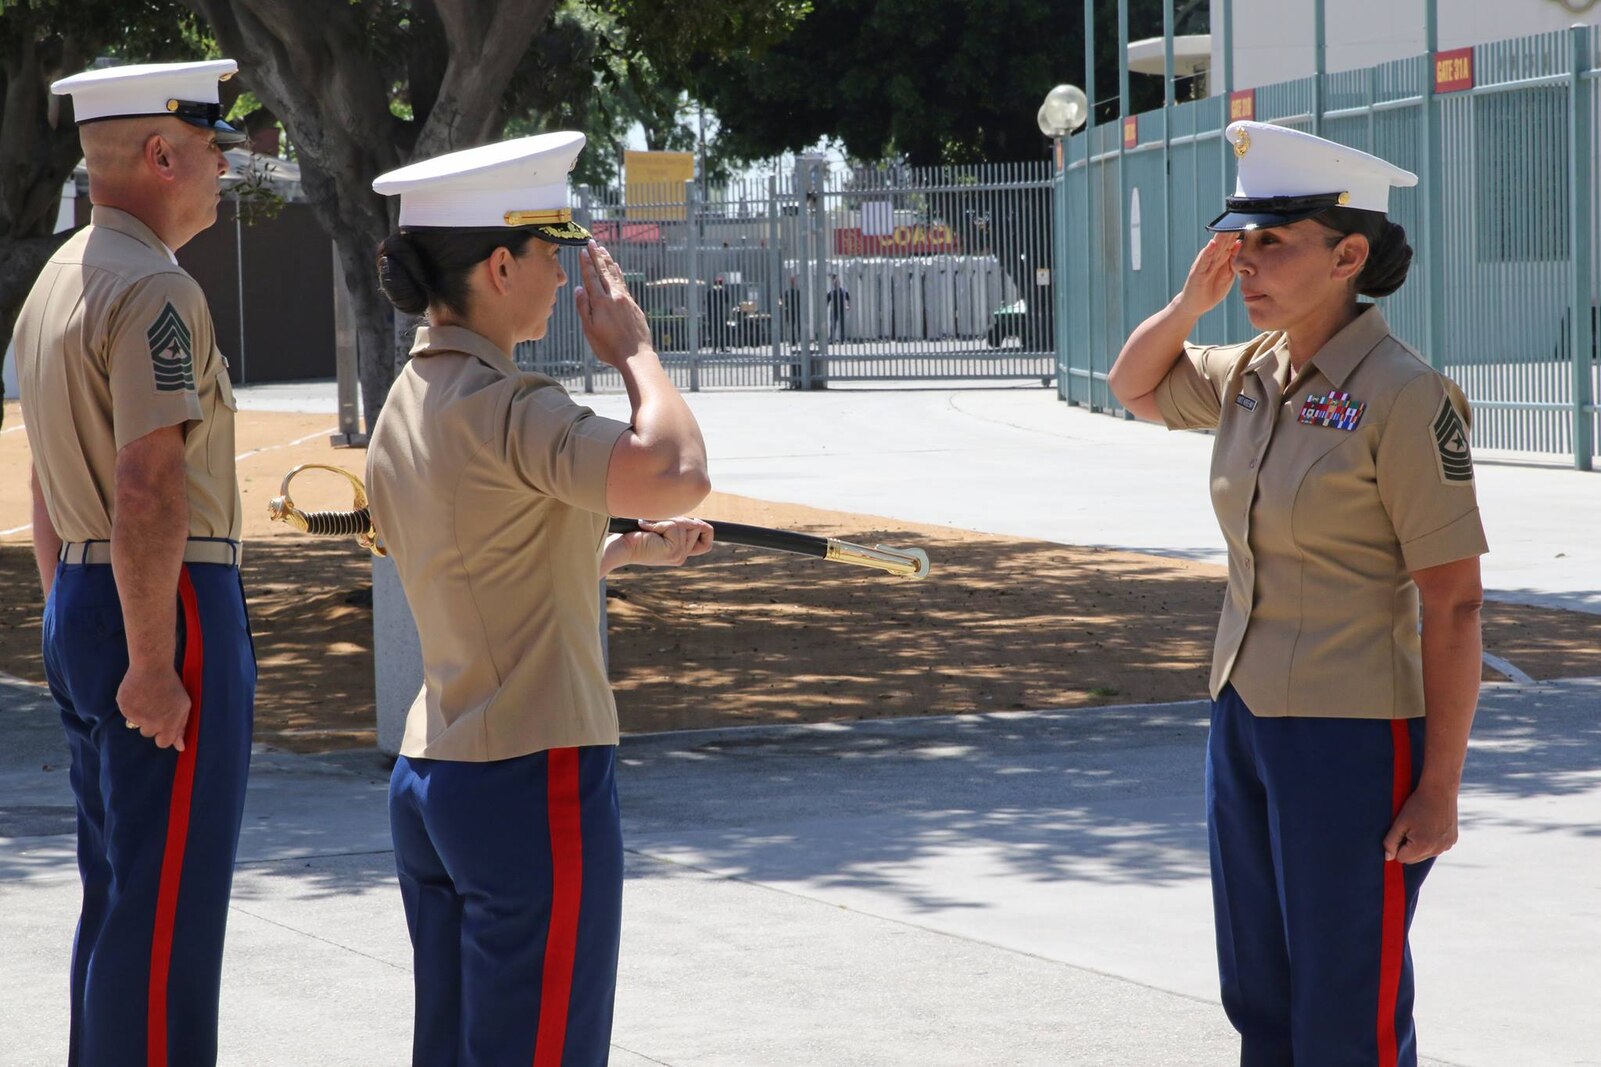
{"left": 1116, "top": 150, "right": 1128, "bottom": 414}
{"left": 1054, "top": 151, "right": 1067, "bottom": 393}
{"left": 1118, "top": 0, "right": 1130, "bottom": 119}
{"left": 790, "top": 162, "right": 809, "bottom": 390}
{"left": 1423, "top": 7, "right": 1445, "bottom": 371}
{"left": 330, "top": 244, "right": 361, "bottom": 443}
{"left": 1116, "top": 0, "right": 1131, "bottom": 414}
{"left": 1221, "top": 0, "right": 1234, "bottom": 94}
{"left": 767, "top": 175, "right": 783, "bottom": 375}
{"left": 685, "top": 180, "right": 701, "bottom": 391}
{"left": 1313, "top": 0, "right": 1325, "bottom": 135}
{"left": 1084, "top": 0, "right": 1096, "bottom": 410}
{"left": 809, "top": 163, "right": 828, "bottom": 388}
{"left": 1365, "top": 59, "right": 1376, "bottom": 150}
{"left": 1570, "top": 25, "right": 1594, "bottom": 470}
{"left": 1218, "top": 94, "right": 1231, "bottom": 212}
{"left": 577, "top": 187, "right": 595, "bottom": 394}
{"left": 1163, "top": 0, "right": 1175, "bottom": 318}
{"left": 234, "top": 200, "right": 246, "bottom": 383}
{"left": 1163, "top": 0, "right": 1176, "bottom": 107}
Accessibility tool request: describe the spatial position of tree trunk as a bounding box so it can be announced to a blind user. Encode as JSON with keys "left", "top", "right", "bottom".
{"left": 185, "top": 0, "right": 558, "bottom": 432}
{"left": 0, "top": 10, "right": 94, "bottom": 430}
{"left": 0, "top": 231, "right": 73, "bottom": 427}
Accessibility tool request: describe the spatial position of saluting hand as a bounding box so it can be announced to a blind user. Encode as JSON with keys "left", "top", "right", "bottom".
{"left": 119, "top": 663, "right": 192, "bottom": 751}
{"left": 1174, "top": 232, "right": 1239, "bottom": 318}
{"left": 575, "top": 241, "right": 654, "bottom": 368}
{"left": 1382, "top": 782, "right": 1459, "bottom": 865}
{"left": 622, "top": 517, "right": 715, "bottom": 567}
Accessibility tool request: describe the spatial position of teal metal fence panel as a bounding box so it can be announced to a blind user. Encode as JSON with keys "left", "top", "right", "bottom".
{"left": 1058, "top": 27, "right": 1600, "bottom": 468}
{"left": 1587, "top": 26, "right": 1601, "bottom": 465}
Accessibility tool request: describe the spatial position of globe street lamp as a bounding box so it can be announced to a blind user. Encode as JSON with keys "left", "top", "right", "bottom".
{"left": 1039, "top": 83, "right": 1089, "bottom": 139}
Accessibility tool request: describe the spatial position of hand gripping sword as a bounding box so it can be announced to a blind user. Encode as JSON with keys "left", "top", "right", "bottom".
{"left": 268, "top": 464, "right": 931, "bottom": 580}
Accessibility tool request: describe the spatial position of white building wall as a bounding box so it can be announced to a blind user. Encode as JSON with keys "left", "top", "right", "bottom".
{"left": 1210, "top": 0, "right": 1601, "bottom": 92}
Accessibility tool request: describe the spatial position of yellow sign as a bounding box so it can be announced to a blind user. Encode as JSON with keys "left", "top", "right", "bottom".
{"left": 625, "top": 151, "right": 695, "bottom": 220}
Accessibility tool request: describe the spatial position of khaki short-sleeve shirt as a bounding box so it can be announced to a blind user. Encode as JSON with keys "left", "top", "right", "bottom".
{"left": 1154, "top": 305, "right": 1487, "bottom": 719}
{"left": 15, "top": 206, "right": 241, "bottom": 542}
{"left": 366, "top": 325, "right": 630, "bottom": 761}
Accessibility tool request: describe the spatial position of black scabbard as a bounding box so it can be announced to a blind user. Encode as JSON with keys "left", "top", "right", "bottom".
{"left": 606, "top": 517, "right": 827, "bottom": 558}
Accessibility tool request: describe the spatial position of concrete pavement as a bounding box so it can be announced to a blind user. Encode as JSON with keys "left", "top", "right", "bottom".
{"left": 4, "top": 673, "right": 1598, "bottom": 1064}
{"left": 2, "top": 381, "right": 1596, "bottom": 1064}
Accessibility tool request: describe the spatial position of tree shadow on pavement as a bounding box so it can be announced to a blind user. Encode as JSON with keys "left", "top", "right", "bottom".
{"left": 615, "top": 704, "right": 1215, "bottom": 913}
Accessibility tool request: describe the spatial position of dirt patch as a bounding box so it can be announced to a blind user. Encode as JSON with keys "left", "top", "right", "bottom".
{"left": 2, "top": 407, "right": 1596, "bottom": 752}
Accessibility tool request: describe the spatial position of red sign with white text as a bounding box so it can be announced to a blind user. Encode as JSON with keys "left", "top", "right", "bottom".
{"left": 1123, "top": 116, "right": 1138, "bottom": 149}
{"left": 834, "top": 224, "right": 959, "bottom": 257}
{"left": 1434, "top": 48, "right": 1474, "bottom": 94}
{"left": 1229, "top": 90, "right": 1256, "bottom": 122}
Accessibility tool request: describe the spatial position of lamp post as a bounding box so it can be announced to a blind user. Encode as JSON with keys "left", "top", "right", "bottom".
{"left": 1039, "top": 84, "right": 1088, "bottom": 403}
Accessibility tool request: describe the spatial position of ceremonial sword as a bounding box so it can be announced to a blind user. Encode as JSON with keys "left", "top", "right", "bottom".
{"left": 268, "top": 464, "right": 930, "bottom": 580}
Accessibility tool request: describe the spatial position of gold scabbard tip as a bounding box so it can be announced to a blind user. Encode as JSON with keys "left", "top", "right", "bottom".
{"left": 883, "top": 545, "right": 931, "bottom": 580}
{"left": 824, "top": 539, "right": 930, "bottom": 579}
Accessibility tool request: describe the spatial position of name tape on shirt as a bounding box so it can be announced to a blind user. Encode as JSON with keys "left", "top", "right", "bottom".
{"left": 1432, "top": 396, "right": 1474, "bottom": 483}
{"left": 1298, "top": 390, "right": 1365, "bottom": 431}
{"left": 148, "top": 302, "right": 196, "bottom": 393}
{"left": 1235, "top": 393, "right": 1258, "bottom": 411}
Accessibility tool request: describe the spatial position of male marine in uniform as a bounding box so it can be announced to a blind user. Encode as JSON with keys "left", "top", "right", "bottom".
{"left": 16, "top": 60, "right": 254, "bottom": 1066}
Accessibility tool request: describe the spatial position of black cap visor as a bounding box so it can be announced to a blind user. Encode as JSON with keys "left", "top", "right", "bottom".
{"left": 168, "top": 100, "right": 246, "bottom": 144}
{"left": 200, "top": 119, "right": 247, "bottom": 146}
{"left": 1207, "top": 192, "right": 1346, "bottom": 232}
{"left": 79, "top": 99, "right": 246, "bottom": 145}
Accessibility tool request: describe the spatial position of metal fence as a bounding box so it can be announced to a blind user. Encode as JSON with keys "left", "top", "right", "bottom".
{"left": 515, "top": 162, "right": 1059, "bottom": 391}
{"left": 1057, "top": 25, "right": 1600, "bottom": 469}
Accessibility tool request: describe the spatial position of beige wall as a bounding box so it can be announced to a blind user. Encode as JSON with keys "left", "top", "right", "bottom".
{"left": 1210, "top": 0, "right": 1601, "bottom": 92}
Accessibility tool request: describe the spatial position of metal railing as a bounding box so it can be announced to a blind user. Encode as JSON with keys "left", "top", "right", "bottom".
{"left": 1057, "top": 25, "right": 1600, "bottom": 469}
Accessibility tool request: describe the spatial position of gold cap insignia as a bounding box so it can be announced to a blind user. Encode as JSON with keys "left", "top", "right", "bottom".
{"left": 1233, "top": 129, "right": 1251, "bottom": 158}
{"left": 166, "top": 99, "right": 180, "bottom": 112}
{"left": 537, "top": 220, "right": 591, "bottom": 241}
{"left": 503, "top": 209, "right": 573, "bottom": 227}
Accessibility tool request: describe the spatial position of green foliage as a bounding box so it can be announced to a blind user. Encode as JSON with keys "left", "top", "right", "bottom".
{"left": 504, "top": 0, "right": 807, "bottom": 187}
{"left": 598, "top": 0, "right": 811, "bottom": 62}
{"left": 0, "top": 0, "right": 199, "bottom": 241}
{"left": 676, "top": 0, "right": 1207, "bottom": 166}
{"left": 229, "top": 154, "right": 286, "bottom": 225}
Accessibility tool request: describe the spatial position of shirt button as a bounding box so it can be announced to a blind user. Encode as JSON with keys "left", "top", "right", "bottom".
{"left": 1248, "top": 458, "right": 1258, "bottom": 469}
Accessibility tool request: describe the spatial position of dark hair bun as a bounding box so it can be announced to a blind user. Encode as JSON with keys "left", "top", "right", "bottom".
{"left": 376, "top": 233, "right": 434, "bottom": 315}
{"left": 1357, "top": 221, "right": 1412, "bottom": 298}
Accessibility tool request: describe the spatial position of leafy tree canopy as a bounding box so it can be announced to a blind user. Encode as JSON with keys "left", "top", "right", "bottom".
{"left": 676, "top": 0, "right": 1207, "bottom": 167}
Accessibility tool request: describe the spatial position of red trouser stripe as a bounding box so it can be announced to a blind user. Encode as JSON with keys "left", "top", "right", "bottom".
{"left": 534, "top": 747, "right": 584, "bottom": 1067}
{"left": 1376, "top": 719, "right": 1412, "bottom": 1067}
{"left": 148, "top": 568, "right": 204, "bottom": 1066}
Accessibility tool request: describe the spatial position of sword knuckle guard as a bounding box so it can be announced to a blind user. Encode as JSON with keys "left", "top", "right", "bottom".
{"left": 267, "top": 463, "right": 387, "bottom": 556}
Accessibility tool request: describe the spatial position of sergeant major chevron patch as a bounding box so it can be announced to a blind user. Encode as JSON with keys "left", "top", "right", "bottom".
{"left": 1432, "top": 396, "right": 1474, "bottom": 483}
{"left": 147, "top": 302, "right": 195, "bottom": 393}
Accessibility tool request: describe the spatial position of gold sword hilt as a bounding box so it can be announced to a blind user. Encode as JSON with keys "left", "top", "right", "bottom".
{"left": 267, "top": 463, "right": 387, "bottom": 557}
